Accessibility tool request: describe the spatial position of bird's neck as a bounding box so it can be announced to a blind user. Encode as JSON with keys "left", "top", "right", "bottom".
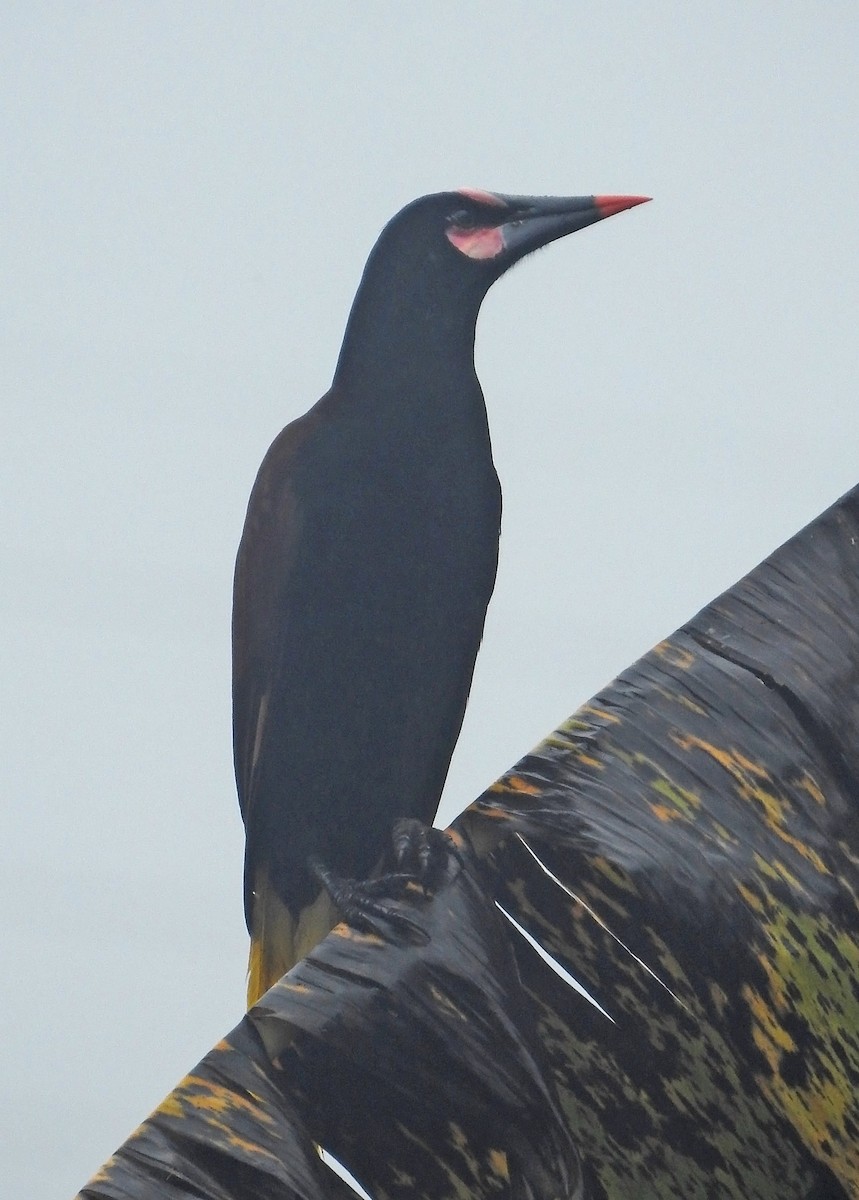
{"left": 333, "top": 248, "right": 486, "bottom": 406}
{"left": 335, "top": 299, "right": 479, "bottom": 394}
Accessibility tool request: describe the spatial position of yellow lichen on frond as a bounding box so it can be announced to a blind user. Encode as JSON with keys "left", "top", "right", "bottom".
{"left": 742, "top": 884, "right": 859, "bottom": 1190}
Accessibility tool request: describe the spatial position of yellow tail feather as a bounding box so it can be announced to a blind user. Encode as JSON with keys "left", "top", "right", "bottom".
{"left": 247, "top": 870, "right": 340, "bottom": 1007}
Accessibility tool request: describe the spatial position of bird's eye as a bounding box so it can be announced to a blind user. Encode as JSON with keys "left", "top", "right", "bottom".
{"left": 447, "top": 209, "right": 476, "bottom": 229}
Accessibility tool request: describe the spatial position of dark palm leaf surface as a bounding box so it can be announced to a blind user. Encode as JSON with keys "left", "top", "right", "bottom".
{"left": 78, "top": 484, "right": 859, "bottom": 1200}
{"left": 79, "top": 853, "right": 581, "bottom": 1200}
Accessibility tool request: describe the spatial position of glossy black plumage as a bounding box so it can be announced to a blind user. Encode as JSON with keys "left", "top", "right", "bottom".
{"left": 233, "top": 189, "right": 648, "bottom": 1002}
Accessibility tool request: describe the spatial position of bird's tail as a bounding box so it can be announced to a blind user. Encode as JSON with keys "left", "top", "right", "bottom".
{"left": 247, "top": 869, "right": 340, "bottom": 1007}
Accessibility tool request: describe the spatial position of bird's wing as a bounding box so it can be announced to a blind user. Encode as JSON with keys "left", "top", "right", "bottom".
{"left": 232, "top": 402, "right": 328, "bottom": 825}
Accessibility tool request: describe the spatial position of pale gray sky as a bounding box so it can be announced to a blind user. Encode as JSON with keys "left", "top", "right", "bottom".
{"left": 3, "top": 4, "right": 859, "bottom": 1193}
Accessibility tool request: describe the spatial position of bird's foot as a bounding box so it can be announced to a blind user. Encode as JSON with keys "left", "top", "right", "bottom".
{"left": 310, "top": 823, "right": 456, "bottom": 946}
{"left": 310, "top": 858, "right": 430, "bottom": 946}
{"left": 390, "top": 818, "right": 455, "bottom": 894}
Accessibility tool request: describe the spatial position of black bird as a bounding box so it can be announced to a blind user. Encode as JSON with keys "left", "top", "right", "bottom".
{"left": 234, "top": 188, "right": 648, "bottom": 1004}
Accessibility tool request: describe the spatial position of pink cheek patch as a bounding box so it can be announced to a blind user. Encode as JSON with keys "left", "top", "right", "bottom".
{"left": 445, "top": 225, "right": 505, "bottom": 260}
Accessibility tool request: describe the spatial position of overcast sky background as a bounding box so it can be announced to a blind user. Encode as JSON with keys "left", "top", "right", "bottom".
{"left": 3, "top": 4, "right": 859, "bottom": 1194}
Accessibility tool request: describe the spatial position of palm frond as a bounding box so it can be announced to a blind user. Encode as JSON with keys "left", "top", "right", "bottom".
{"left": 78, "top": 484, "right": 859, "bottom": 1199}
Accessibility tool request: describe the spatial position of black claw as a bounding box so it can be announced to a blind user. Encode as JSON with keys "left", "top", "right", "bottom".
{"left": 310, "top": 858, "right": 429, "bottom": 946}
{"left": 391, "top": 819, "right": 455, "bottom": 893}
{"left": 309, "top": 820, "right": 458, "bottom": 948}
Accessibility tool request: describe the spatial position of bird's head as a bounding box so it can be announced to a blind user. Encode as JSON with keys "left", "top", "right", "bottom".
{"left": 335, "top": 188, "right": 650, "bottom": 383}
{"left": 376, "top": 188, "right": 650, "bottom": 287}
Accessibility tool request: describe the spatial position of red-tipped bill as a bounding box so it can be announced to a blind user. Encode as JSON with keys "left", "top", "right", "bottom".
{"left": 594, "top": 195, "right": 652, "bottom": 219}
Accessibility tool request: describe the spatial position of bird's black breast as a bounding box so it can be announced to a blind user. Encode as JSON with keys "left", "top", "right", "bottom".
{"left": 236, "top": 386, "right": 501, "bottom": 914}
